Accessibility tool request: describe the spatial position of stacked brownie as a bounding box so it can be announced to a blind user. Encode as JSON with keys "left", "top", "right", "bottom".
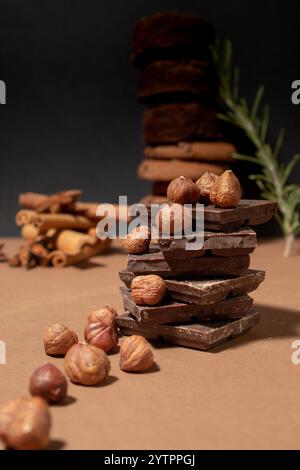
{"left": 132, "top": 12, "right": 236, "bottom": 201}
{"left": 117, "top": 199, "right": 277, "bottom": 350}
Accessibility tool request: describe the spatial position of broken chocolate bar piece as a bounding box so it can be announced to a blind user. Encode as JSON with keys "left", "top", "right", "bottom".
{"left": 196, "top": 199, "right": 277, "bottom": 231}
{"left": 144, "top": 199, "right": 277, "bottom": 231}
{"left": 119, "top": 269, "right": 265, "bottom": 305}
{"left": 132, "top": 12, "right": 215, "bottom": 65}
{"left": 127, "top": 249, "right": 250, "bottom": 277}
{"left": 121, "top": 287, "right": 253, "bottom": 323}
{"left": 117, "top": 310, "right": 260, "bottom": 351}
{"left": 137, "top": 59, "right": 218, "bottom": 103}
{"left": 158, "top": 228, "right": 257, "bottom": 259}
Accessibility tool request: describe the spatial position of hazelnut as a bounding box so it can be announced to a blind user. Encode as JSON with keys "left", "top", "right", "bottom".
{"left": 84, "top": 308, "right": 118, "bottom": 353}
{"left": 120, "top": 335, "right": 154, "bottom": 372}
{"left": 123, "top": 226, "right": 151, "bottom": 254}
{"left": 0, "top": 396, "right": 51, "bottom": 450}
{"left": 167, "top": 176, "right": 200, "bottom": 205}
{"left": 209, "top": 176, "right": 220, "bottom": 205}
{"left": 131, "top": 274, "right": 166, "bottom": 306}
{"left": 211, "top": 170, "right": 241, "bottom": 208}
{"left": 29, "top": 363, "right": 68, "bottom": 403}
{"left": 196, "top": 172, "right": 218, "bottom": 204}
{"left": 155, "top": 203, "right": 193, "bottom": 236}
{"left": 64, "top": 342, "right": 110, "bottom": 386}
{"left": 43, "top": 323, "right": 78, "bottom": 356}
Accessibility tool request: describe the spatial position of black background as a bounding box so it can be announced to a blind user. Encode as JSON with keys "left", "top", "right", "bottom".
{"left": 0, "top": 0, "right": 299, "bottom": 235}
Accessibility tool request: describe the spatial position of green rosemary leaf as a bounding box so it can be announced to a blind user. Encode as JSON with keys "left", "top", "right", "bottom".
{"left": 213, "top": 38, "right": 300, "bottom": 255}
{"left": 233, "top": 66, "right": 240, "bottom": 101}
{"left": 240, "top": 98, "right": 249, "bottom": 114}
{"left": 251, "top": 85, "right": 264, "bottom": 120}
{"left": 233, "top": 153, "right": 259, "bottom": 164}
{"left": 282, "top": 154, "right": 300, "bottom": 185}
{"left": 273, "top": 128, "right": 285, "bottom": 160}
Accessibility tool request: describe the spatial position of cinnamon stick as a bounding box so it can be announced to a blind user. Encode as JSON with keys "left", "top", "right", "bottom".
{"left": 21, "top": 224, "right": 41, "bottom": 241}
{"left": 73, "top": 202, "right": 130, "bottom": 223}
{"left": 19, "top": 190, "right": 82, "bottom": 213}
{"left": 15, "top": 210, "right": 37, "bottom": 226}
{"left": 19, "top": 193, "right": 48, "bottom": 210}
{"left": 18, "top": 245, "right": 37, "bottom": 269}
{"left": 56, "top": 230, "right": 98, "bottom": 256}
{"left": 49, "top": 238, "right": 111, "bottom": 268}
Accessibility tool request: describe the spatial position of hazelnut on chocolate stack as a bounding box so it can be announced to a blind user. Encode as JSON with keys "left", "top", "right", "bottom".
{"left": 131, "top": 11, "right": 237, "bottom": 205}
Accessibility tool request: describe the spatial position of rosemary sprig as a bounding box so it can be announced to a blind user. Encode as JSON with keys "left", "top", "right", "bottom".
{"left": 212, "top": 39, "right": 300, "bottom": 257}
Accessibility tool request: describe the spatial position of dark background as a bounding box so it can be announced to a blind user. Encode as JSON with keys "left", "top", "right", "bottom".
{"left": 0, "top": 0, "right": 299, "bottom": 235}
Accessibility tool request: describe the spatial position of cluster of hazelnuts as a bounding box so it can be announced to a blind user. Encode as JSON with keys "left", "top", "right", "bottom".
{"left": 0, "top": 306, "right": 154, "bottom": 450}
{"left": 123, "top": 170, "right": 242, "bottom": 256}
{"left": 166, "top": 170, "right": 241, "bottom": 208}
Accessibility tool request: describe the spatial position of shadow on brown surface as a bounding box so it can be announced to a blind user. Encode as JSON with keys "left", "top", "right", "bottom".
{"left": 72, "top": 260, "right": 106, "bottom": 270}
{"left": 147, "top": 304, "right": 300, "bottom": 354}
{"left": 53, "top": 395, "right": 77, "bottom": 407}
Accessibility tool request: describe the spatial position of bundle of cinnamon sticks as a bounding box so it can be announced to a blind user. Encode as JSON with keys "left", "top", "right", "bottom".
{"left": 10, "top": 190, "right": 112, "bottom": 269}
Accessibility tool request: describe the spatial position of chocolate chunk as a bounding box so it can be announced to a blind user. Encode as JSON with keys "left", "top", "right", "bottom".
{"left": 143, "top": 103, "right": 222, "bottom": 144}
{"left": 127, "top": 250, "right": 250, "bottom": 277}
{"left": 121, "top": 287, "right": 254, "bottom": 323}
{"left": 117, "top": 310, "right": 260, "bottom": 351}
{"left": 137, "top": 60, "right": 218, "bottom": 103}
{"left": 159, "top": 228, "right": 257, "bottom": 259}
{"left": 132, "top": 12, "right": 215, "bottom": 65}
{"left": 119, "top": 269, "right": 265, "bottom": 305}
{"left": 198, "top": 200, "right": 278, "bottom": 230}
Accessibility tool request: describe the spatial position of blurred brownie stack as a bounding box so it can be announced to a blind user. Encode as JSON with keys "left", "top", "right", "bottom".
{"left": 132, "top": 11, "right": 236, "bottom": 202}
{"left": 117, "top": 173, "right": 277, "bottom": 350}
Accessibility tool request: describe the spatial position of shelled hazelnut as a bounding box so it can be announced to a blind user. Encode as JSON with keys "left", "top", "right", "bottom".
{"left": 84, "top": 307, "right": 118, "bottom": 353}
{"left": 155, "top": 203, "right": 193, "bottom": 236}
{"left": 43, "top": 323, "right": 78, "bottom": 356}
{"left": 29, "top": 363, "right": 68, "bottom": 403}
{"left": 64, "top": 342, "right": 110, "bottom": 386}
{"left": 209, "top": 176, "right": 219, "bottom": 205}
{"left": 131, "top": 274, "right": 166, "bottom": 306}
{"left": 120, "top": 335, "right": 154, "bottom": 372}
{"left": 167, "top": 176, "right": 200, "bottom": 205}
{"left": 210, "top": 170, "right": 241, "bottom": 208}
{"left": 196, "top": 171, "right": 218, "bottom": 204}
{"left": 123, "top": 226, "right": 151, "bottom": 254}
{"left": 0, "top": 396, "right": 51, "bottom": 450}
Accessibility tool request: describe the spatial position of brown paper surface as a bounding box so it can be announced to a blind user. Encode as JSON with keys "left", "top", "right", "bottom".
{"left": 1, "top": 238, "right": 300, "bottom": 450}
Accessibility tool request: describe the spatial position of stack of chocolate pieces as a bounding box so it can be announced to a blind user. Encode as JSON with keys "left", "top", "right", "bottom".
{"left": 117, "top": 198, "right": 277, "bottom": 351}
{"left": 132, "top": 11, "right": 236, "bottom": 203}
{"left": 10, "top": 190, "right": 112, "bottom": 269}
